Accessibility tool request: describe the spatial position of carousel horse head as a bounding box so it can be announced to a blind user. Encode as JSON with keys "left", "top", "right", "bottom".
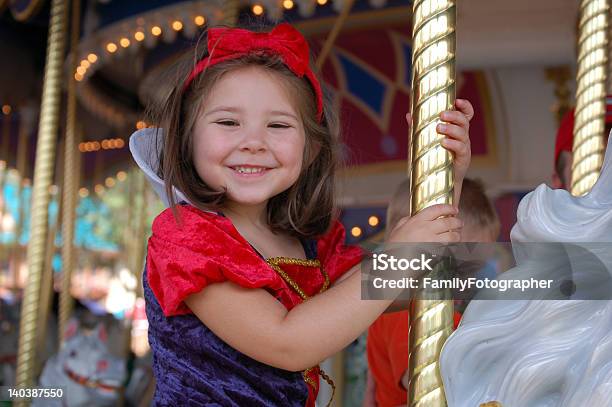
{"left": 36, "top": 318, "right": 126, "bottom": 407}
{"left": 440, "top": 137, "right": 612, "bottom": 406}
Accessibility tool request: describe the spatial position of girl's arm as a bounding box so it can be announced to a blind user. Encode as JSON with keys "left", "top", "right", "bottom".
{"left": 185, "top": 204, "right": 460, "bottom": 372}
{"left": 185, "top": 263, "right": 392, "bottom": 372}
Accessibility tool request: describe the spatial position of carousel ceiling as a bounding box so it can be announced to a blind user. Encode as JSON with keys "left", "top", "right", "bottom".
{"left": 0, "top": 0, "right": 579, "bottom": 190}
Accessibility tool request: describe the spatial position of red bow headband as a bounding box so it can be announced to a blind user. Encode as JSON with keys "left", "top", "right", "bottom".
{"left": 183, "top": 23, "right": 323, "bottom": 122}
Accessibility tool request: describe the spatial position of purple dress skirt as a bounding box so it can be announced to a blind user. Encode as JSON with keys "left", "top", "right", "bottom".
{"left": 144, "top": 269, "right": 309, "bottom": 406}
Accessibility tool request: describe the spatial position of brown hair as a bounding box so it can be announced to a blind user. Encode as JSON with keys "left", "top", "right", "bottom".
{"left": 457, "top": 178, "right": 500, "bottom": 239}
{"left": 148, "top": 27, "right": 340, "bottom": 239}
{"left": 384, "top": 177, "right": 500, "bottom": 239}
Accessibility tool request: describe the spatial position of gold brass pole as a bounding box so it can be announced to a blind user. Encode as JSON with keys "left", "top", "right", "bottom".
{"left": 59, "top": 0, "right": 81, "bottom": 347}
{"left": 408, "top": 0, "right": 456, "bottom": 405}
{"left": 38, "top": 141, "right": 64, "bottom": 364}
{"left": 15, "top": 0, "right": 68, "bottom": 396}
{"left": 571, "top": 0, "right": 610, "bottom": 196}
{"left": 37, "top": 186, "right": 61, "bottom": 368}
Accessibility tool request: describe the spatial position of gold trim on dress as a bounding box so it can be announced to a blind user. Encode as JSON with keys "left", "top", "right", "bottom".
{"left": 266, "top": 257, "right": 330, "bottom": 300}
{"left": 266, "top": 257, "right": 335, "bottom": 406}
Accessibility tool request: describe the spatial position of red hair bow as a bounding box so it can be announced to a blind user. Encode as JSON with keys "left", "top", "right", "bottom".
{"left": 184, "top": 23, "right": 323, "bottom": 122}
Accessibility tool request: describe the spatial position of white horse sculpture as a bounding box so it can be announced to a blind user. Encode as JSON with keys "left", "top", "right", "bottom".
{"left": 440, "top": 139, "right": 612, "bottom": 406}
{"left": 34, "top": 318, "right": 126, "bottom": 407}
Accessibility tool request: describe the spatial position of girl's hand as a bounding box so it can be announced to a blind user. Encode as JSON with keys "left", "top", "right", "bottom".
{"left": 387, "top": 204, "right": 463, "bottom": 243}
{"left": 406, "top": 99, "right": 474, "bottom": 206}
{"left": 437, "top": 99, "right": 474, "bottom": 184}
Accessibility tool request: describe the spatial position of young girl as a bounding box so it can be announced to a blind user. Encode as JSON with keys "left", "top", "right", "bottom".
{"left": 130, "top": 23, "right": 473, "bottom": 406}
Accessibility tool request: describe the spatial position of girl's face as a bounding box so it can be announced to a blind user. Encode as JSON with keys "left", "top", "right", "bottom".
{"left": 193, "top": 66, "right": 306, "bottom": 208}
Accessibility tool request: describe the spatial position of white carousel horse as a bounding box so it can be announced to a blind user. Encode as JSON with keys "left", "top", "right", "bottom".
{"left": 440, "top": 138, "right": 612, "bottom": 406}
{"left": 34, "top": 318, "right": 126, "bottom": 407}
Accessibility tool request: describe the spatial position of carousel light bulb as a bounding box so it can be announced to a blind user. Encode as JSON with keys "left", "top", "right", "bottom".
{"left": 351, "top": 226, "right": 362, "bottom": 237}
{"left": 368, "top": 216, "right": 380, "bottom": 227}
{"left": 194, "top": 15, "right": 205, "bottom": 26}
{"left": 317, "top": 0, "right": 328, "bottom": 5}
{"left": 87, "top": 53, "right": 98, "bottom": 63}
{"left": 117, "top": 171, "right": 127, "bottom": 181}
{"left": 172, "top": 20, "right": 183, "bottom": 31}
{"left": 120, "top": 37, "right": 131, "bottom": 48}
{"left": 105, "top": 177, "right": 116, "bottom": 188}
{"left": 79, "top": 188, "right": 89, "bottom": 198}
{"left": 95, "top": 184, "right": 105, "bottom": 195}
{"left": 2, "top": 214, "right": 15, "bottom": 233}
{"left": 283, "top": 0, "right": 294, "bottom": 9}
{"left": 116, "top": 139, "right": 125, "bottom": 148}
{"left": 151, "top": 26, "right": 162, "bottom": 36}
{"left": 106, "top": 42, "right": 118, "bottom": 53}
{"left": 136, "top": 120, "right": 146, "bottom": 129}
{"left": 1, "top": 105, "right": 11, "bottom": 115}
{"left": 134, "top": 31, "right": 145, "bottom": 41}
{"left": 81, "top": 60, "right": 90, "bottom": 69}
{"left": 76, "top": 66, "right": 86, "bottom": 75}
{"left": 252, "top": 4, "right": 264, "bottom": 15}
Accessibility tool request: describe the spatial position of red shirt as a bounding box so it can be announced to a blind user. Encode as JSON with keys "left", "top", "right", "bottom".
{"left": 367, "top": 311, "right": 409, "bottom": 407}
{"left": 367, "top": 310, "right": 463, "bottom": 406}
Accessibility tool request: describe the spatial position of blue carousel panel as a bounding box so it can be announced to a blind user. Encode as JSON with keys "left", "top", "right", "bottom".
{"left": 401, "top": 42, "right": 413, "bottom": 87}
{"left": 337, "top": 53, "right": 387, "bottom": 116}
{"left": 0, "top": 179, "right": 119, "bottom": 252}
{"left": 74, "top": 197, "right": 119, "bottom": 252}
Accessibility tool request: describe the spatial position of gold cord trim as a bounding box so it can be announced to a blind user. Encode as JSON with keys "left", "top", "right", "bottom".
{"left": 266, "top": 257, "right": 334, "bottom": 406}
{"left": 266, "top": 257, "right": 330, "bottom": 300}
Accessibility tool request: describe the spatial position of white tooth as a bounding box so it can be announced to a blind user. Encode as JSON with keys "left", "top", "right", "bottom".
{"left": 235, "top": 167, "right": 265, "bottom": 174}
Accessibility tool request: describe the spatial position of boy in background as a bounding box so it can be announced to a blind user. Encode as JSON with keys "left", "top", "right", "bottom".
{"left": 364, "top": 178, "right": 500, "bottom": 407}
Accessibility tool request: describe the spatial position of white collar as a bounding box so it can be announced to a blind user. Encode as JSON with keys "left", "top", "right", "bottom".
{"left": 128, "top": 128, "right": 190, "bottom": 208}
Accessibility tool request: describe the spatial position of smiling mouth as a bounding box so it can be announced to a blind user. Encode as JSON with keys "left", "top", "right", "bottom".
{"left": 230, "top": 166, "right": 272, "bottom": 175}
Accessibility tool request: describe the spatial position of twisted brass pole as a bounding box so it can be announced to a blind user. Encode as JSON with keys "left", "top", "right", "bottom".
{"left": 408, "top": 0, "right": 456, "bottom": 405}
{"left": 15, "top": 0, "right": 68, "bottom": 397}
{"left": 59, "top": 0, "right": 81, "bottom": 347}
{"left": 571, "top": 0, "right": 610, "bottom": 196}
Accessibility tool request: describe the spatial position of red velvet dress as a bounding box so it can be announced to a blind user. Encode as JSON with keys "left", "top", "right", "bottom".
{"left": 146, "top": 205, "right": 363, "bottom": 406}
